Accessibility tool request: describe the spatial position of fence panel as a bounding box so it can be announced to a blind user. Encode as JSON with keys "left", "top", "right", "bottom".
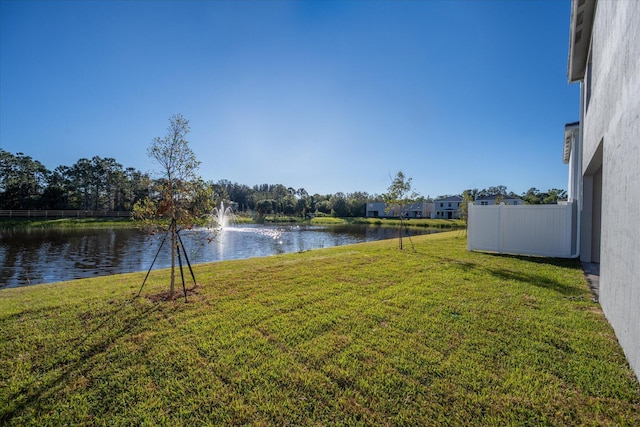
{"left": 468, "top": 202, "right": 574, "bottom": 258}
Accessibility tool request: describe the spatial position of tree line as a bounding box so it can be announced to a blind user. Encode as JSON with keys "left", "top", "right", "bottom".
{"left": 0, "top": 149, "right": 385, "bottom": 216}
{"left": 0, "top": 149, "right": 150, "bottom": 211}
{"left": 0, "top": 148, "right": 567, "bottom": 216}
{"left": 459, "top": 185, "right": 567, "bottom": 205}
{"left": 211, "top": 181, "right": 384, "bottom": 218}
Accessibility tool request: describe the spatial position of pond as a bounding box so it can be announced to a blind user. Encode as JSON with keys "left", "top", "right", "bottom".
{"left": 0, "top": 224, "right": 439, "bottom": 288}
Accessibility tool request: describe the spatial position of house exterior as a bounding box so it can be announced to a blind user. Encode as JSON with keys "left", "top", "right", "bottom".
{"left": 365, "top": 202, "right": 386, "bottom": 218}
{"left": 405, "top": 201, "right": 435, "bottom": 218}
{"left": 434, "top": 196, "right": 463, "bottom": 219}
{"left": 567, "top": 0, "right": 640, "bottom": 379}
{"left": 474, "top": 195, "right": 524, "bottom": 206}
{"left": 366, "top": 201, "right": 434, "bottom": 218}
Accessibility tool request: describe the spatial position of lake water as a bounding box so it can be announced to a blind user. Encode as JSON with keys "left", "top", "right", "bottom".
{"left": 0, "top": 224, "right": 437, "bottom": 288}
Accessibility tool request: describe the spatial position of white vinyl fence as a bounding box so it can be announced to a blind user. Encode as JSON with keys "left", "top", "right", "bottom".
{"left": 467, "top": 202, "right": 576, "bottom": 258}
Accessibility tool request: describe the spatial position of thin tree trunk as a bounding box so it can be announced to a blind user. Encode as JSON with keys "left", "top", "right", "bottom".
{"left": 170, "top": 220, "right": 176, "bottom": 297}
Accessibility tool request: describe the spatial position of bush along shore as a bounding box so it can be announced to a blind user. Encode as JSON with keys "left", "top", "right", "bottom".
{"left": 1, "top": 231, "right": 639, "bottom": 425}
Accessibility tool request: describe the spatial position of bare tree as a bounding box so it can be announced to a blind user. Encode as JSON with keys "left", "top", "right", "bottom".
{"left": 384, "top": 171, "right": 419, "bottom": 250}
{"left": 133, "top": 114, "right": 211, "bottom": 299}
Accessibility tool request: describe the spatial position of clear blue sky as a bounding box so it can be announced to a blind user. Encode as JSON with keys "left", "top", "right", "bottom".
{"left": 0, "top": 0, "right": 579, "bottom": 197}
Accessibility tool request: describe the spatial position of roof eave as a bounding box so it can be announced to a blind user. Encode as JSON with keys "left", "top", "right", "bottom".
{"left": 568, "top": 0, "right": 597, "bottom": 83}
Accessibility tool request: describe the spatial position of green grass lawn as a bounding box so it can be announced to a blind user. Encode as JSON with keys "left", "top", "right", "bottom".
{"left": 349, "top": 217, "right": 466, "bottom": 228}
{"left": 310, "top": 217, "right": 466, "bottom": 228}
{"left": 0, "top": 217, "right": 139, "bottom": 229}
{"left": 1, "top": 232, "right": 639, "bottom": 425}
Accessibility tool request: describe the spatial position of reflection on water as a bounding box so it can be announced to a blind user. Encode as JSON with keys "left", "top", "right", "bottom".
{"left": 0, "top": 224, "right": 435, "bottom": 288}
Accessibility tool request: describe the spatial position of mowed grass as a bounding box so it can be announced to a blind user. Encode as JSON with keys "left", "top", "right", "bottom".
{"left": 0, "top": 217, "right": 138, "bottom": 229}
{"left": 310, "top": 217, "right": 466, "bottom": 229}
{"left": 1, "top": 232, "right": 639, "bottom": 425}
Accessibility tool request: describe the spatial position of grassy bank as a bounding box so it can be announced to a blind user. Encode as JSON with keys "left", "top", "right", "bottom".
{"left": 350, "top": 217, "right": 465, "bottom": 228}
{"left": 0, "top": 217, "right": 139, "bottom": 229}
{"left": 310, "top": 217, "right": 466, "bottom": 228}
{"left": 1, "top": 232, "right": 639, "bottom": 425}
{"left": 0, "top": 216, "right": 465, "bottom": 230}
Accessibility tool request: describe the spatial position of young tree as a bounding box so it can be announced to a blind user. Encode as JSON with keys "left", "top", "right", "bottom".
{"left": 384, "top": 171, "right": 419, "bottom": 250}
{"left": 133, "top": 114, "right": 211, "bottom": 298}
{"left": 458, "top": 189, "right": 475, "bottom": 233}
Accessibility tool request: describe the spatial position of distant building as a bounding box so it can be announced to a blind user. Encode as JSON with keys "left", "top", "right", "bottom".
{"left": 434, "top": 196, "right": 463, "bottom": 219}
{"left": 366, "top": 202, "right": 388, "bottom": 218}
{"left": 405, "top": 201, "right": 435, "bottom": 219}
{"left": 366, "top": 201, "right": 434, "bottom": 218}
{"left": 474, "top": 195, "right": 524, "bottom": 206}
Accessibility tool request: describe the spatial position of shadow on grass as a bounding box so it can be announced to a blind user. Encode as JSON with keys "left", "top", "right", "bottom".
{"left": 437, "top": 253, "right": 584, "bottom": 296}
{"left": 1, "top": 296, "right": 163, "bottom": 424}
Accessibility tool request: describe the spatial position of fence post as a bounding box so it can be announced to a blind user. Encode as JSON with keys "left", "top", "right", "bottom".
{"left": 498, "top": 203, "right": 504, "bottom": 254}
{"left": 565, "top": 202, "right": 573, "bottom": 257}
{"left": 467, "top": 203, "right": 473, "bottom": 252}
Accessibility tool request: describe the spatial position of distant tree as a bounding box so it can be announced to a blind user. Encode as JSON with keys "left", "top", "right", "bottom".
{"left": 486, "top": 185, "right": 508, "bottom": 196}
{"left": 458, "top": 189, "right": 475, "bottom": 227}
{"left": 41, "top": 167, "right": 69, "bottom": 209}
{"left": 215, "top": 180, "right": 253, "bottom": 212}
{"left": 133, "top": 114, "right": 211, "bottom": 299}
{"left": 521, "top": 187, "right": 567, "bottom": 205}
{"left": 315, "top": 200, "right": 332, "bottom": 215}
{"left": 296, "top": 188, "right": 308, "bottom": 199}
{"left": 255, "top": 199, "right": 275, "bottom": 217}
{"left": 0, "top": 150, "right": 50, "bottom": 209}
{"left": 521, "top": 187, "right": 541, "bottom": 204}
{"left": 542, "top": 188, "right": 567, "bottom": 204}
{"left": 66, "top": 158, "right": 92, "bottom": 210}
{"left": 296, "top": 197, "right": 308, "bottom": 218}
{"left": 330, "top": 193, "right": 349, "bottom": 217}
{"left": 384, "top": 171, "right": 419, "bottom": 250}
{"left": 347, "top": 191, "right": 370, "bottom": 217}
{"left": 121, "top": 167, "right": 151, "bottom": 210}
{"left": 282, "top": 194, "right": 296, "bottom": 216}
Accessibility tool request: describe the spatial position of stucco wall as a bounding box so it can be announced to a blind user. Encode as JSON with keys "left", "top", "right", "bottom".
{"left": 583, "top": 1, "right": 640, "bottom": 379}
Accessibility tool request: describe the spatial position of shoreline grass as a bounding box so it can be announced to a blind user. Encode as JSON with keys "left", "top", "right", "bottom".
{"left": 349, "top": 217, "right": 466, "bottom": 228}
{"left": 1, "top": 216, "right": 466, "bottom": 230}
{"left": 1, "top": 232, "right": 639, "bottom": 425}
{"left": 0, "top": 217, "right": 140, "bottom": 229}
{"left": 310, "top": 217, "right": 466, "bottom": 228}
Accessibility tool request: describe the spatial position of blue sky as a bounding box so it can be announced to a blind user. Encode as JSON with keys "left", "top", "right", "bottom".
{"left": 0, "top": 0, "right": 579, "bottom": 197}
